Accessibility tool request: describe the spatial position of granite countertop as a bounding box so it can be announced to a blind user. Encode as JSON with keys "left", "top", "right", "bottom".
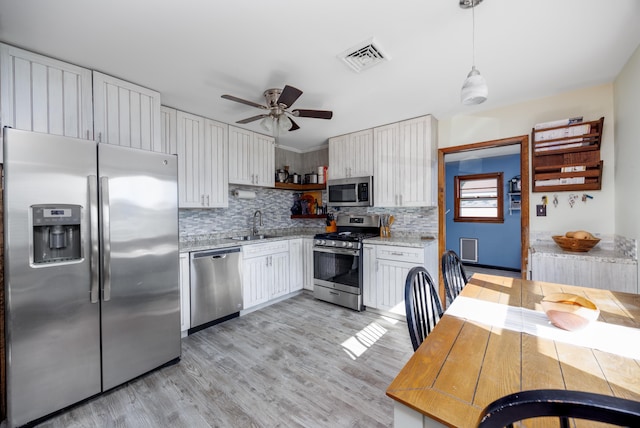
{"left": 363, "top": 235, "right": 436, "bottom": 248}
{"left": 181, "top": 230, "right": 437, "bottom": 252}
{"left": 530, "top": 242, "right": 636, "bottom": 264}
{"left": 180, "top": 230, "right": 317, "bottom": 253}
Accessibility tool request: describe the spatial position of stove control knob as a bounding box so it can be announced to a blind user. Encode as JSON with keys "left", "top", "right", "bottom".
{"left": 341, "top": 241, "right": 348, "bottom": 247}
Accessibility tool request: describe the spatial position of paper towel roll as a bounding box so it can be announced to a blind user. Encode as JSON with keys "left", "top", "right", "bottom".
{"left": 233, "top": 189, "right": 256, "bottom": 199}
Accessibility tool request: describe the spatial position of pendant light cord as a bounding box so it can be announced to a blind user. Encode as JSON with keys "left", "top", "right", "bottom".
{"left": 472, "top": 1, "right": 476, "bottom": 67}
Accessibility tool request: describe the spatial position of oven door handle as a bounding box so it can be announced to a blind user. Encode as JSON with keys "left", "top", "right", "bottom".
{"left": 313, "top": 246, "right": 359, "bottom": 256}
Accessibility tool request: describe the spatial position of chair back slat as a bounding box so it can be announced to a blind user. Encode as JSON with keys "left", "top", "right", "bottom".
{"left": 441, "top": 250, "right": 468, "bottom": 305}
{"left": 404, "top": 266, "right": 443, "bottom": 351}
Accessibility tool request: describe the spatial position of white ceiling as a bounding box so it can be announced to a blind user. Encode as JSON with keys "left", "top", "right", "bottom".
{"left": 1, "top": 0, "right": 639, "bottom": 152}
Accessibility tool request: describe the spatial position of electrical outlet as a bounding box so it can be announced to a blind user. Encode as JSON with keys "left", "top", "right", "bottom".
{"left": 536, "top": 204, "right": 546, "bottom": 216}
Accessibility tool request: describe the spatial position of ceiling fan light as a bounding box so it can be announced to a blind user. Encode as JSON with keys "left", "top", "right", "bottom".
{"left": 461, "top": 66, "right": 488, "bottom": 105}
{"left": 260, "top": 117, "right": 274, "bottom": 132}
{"left": 278, "top": 115, "right": 293, "bottom": 132}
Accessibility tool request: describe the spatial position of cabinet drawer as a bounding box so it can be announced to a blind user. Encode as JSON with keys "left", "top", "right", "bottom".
{"left": 242, "top": 240, "right": 289, "bottom": 259}
{"left": 376, "top": 245, "right": 424, "bottom": 264}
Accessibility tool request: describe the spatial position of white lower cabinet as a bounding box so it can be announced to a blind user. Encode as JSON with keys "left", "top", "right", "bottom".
{"left": 179, "top": 253, "right": 190, "bottom": 335}
{"left": 362, "top": 245, "right": 377, "bottom": 308}
{"left": 363, "top": 242, "right": 438, "bottom": 318}
{"left": 302, "top": 238, "right": 315, "bottom": 290}
{"left": 242, "top": 241, "right": 290, "bottom": 310}
{"left": 289, "top": 238, "right": 304, "bottom": 292}
{"left": 530, "top": 251, "right": 638, "bottom": 294}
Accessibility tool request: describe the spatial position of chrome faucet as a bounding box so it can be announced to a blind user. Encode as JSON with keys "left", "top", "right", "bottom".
{"left": 252, "top": 210, "right": 263, "bottom": 236}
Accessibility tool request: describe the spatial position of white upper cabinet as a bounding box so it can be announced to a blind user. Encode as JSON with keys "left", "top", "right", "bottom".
{"left": 328, "top": 129, "right": 374, "bottom": 180}
{"left": 175, "top": 110, "right": 228, "bottom": 208}
{"left": 0, "top": 43, "right": 93, "bottom": 162}
{"left": 373, "top": 115, "right": 437, "bottom": 207}
{"left": 92, "top": 71, "right": 162, "bottom": 152}
{"left": 160, "top": 106, "right": 178, "bottom": 155}
{"left": 228, "top": 126, "right": 275, "bottom": 187}
{"left": 204, "top": 117, "right": 229, "bottom": 207}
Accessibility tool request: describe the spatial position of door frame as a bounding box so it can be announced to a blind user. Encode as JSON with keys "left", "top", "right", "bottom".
{"left": 437, "top": 135, "right": 530, "bottom": 301}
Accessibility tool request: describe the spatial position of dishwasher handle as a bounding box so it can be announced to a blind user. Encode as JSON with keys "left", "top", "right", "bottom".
{"left": 191, "top": 247, "right": 241, "bottom": 260}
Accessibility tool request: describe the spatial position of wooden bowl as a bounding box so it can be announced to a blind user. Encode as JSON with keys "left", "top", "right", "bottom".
{"left": 541, "top": 293, "right": 600, "bottom": 331}
{"left": 552, "top": 235, "right": 601, "bottom": 252}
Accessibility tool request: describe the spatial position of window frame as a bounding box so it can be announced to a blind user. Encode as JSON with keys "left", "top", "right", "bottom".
{"left": 454, "top": 172, "right": 504, "bottom": 223}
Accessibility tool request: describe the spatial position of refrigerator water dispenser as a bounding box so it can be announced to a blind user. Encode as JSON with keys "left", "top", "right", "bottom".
{"left": 32, "top": 204, "right": 82, "bottom": 264}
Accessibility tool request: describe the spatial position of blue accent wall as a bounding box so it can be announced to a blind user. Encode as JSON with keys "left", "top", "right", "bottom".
{"left": 445, "top": 154, "right": 521, "bottom": 270}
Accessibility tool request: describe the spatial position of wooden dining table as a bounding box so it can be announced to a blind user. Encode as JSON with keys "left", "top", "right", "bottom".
{"left": 386, "top": 273, "right": 640, "bottom": 427}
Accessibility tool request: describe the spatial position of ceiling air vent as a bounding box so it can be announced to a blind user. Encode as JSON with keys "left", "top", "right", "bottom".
{"left": 338, "top": 37, "right": 390, "bottom": 73}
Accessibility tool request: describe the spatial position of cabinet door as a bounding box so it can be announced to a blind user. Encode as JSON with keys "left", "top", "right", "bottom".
{"left": 176, "top": 111, "right": 206, "bottom": 208}
{"left": 328, "top": 135, "right": 348, "bottom": 179}
{"left": 373, "top": 123, "right": 399, "bottom": 207}
{"left": 179, "top": 253, "right": 190, "bottom": 334}
{"left": 243, "top": 256, "right": 270, "bottom": 309}
{"left": 0, "top": 43, "right": 93, "bottom": 162}
{"left": 93, "top": 71, "right": 162, "bottom": 151}
{"left": 160, "top": 106, "right": 178, "bottom": 155}
{"left": 362, "top": 244, "right": 377, "bottom": 308}
{"left": 289, "top": 239, "right": 304, "bottom": 292}
{"left": 204, "top": 118, "right": 229, "bottom": 207}
{"left": 228, "top": 126, "right": 254, "bottom": 185}
{"left": 348, "top": 129, "right": 374, "bottom": 177}
{"left": 376, "top": 259, "right": 415, "bottom": 317}
{"left": 397, "top": 116, "right": 434, "bottom": 207}
{"left": 271, "top": 252, "right": 290, "bottom": 298}
{"left": 253, "top": 133, "right": 275, "bottom": 187}
{"left": 302, "top": 238, "right": 315, "bottom": 290}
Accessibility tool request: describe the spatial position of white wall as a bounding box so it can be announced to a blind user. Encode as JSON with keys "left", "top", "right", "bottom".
{"left": 438, "top": 84, "right": 615, "bottom": 236}
{"left": 614, "top": 44, "right": 640, "bottom": 249}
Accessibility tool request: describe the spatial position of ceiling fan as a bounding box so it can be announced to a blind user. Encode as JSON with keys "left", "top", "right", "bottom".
{"left": 221, "top": 85, "right": 333, "bottom": 133}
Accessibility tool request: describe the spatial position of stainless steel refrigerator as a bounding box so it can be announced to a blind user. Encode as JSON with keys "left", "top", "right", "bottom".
{"left": 3, "top": 128, "right": 181, "bottom": 427}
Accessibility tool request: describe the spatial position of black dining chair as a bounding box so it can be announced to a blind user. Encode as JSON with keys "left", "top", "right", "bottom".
{"left": 476, "top": 389, "right": 640, "bottom": 428}
{"left": 441, "top": 250, "right": 468, "bottom": 306}
{"left": 404, "top": 266, "right": 443, "bottom": 352}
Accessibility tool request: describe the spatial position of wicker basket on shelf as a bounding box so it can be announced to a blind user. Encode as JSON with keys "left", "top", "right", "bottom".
{"left": 552, "top": 235, "right": 600, "bottom": 252}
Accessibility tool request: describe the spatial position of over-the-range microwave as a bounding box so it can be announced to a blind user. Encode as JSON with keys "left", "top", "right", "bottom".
{"left": 327, "top": 176, "right": 373, "bottom": 207}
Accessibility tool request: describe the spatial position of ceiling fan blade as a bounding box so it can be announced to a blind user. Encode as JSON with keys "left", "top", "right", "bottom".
{"left": 277, "top": 85, "right": 303, "bottom": 108}
{"left": 221, "top": 94, "right": 267, "bottom": 110}
{"left": 288, "top": 117, "right": 300, "bottom": 131}
{"left": 292, "top": 109, "right": 333, "bottom": 120}
{"left": 236, "top": 114, "right": 268, "bottom": 124}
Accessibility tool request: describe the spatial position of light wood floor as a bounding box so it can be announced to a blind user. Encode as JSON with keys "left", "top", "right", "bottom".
{"left": 34, "top": 292, "right": 413, "bottom": 428}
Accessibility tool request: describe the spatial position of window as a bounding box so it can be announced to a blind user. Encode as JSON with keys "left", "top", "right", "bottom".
{"left": 454, "top": 172, "right": 504, "bottom": 223}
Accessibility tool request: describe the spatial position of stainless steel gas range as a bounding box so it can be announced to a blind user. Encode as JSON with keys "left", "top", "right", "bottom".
{"left": 313, "top": 214, "right": 380, "bottom": 311}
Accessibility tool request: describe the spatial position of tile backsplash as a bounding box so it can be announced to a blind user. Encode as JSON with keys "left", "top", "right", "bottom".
{"left": 179, "top": 186, "right": 439, "bottom": 239}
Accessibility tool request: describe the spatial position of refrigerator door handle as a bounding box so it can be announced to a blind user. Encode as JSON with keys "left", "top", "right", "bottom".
{"left": 89, "top": 176, "right": 100, "bottom": 303}
{"left": 100, "top": 176, "right": 112, "bottom": 301}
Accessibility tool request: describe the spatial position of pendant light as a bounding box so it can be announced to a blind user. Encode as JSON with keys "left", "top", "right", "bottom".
{"left": 460, "top": 0, "right": 488, "bottom": 105}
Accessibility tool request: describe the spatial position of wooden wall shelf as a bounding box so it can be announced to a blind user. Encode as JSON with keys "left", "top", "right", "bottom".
{"left": 274, "top": 182, "right": 326, "bottom": 191}
{"left": 532, "top": 117, "right": 604, "bottom": 192}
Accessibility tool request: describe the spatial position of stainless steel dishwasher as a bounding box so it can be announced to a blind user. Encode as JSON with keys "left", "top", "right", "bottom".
{"left": 189, "top": 247, "right": 243, "bottom": 333}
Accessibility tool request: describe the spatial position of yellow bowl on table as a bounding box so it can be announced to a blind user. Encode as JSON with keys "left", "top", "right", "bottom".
{"left": 541, "top": 293, "right": 600, "bottom": 331}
